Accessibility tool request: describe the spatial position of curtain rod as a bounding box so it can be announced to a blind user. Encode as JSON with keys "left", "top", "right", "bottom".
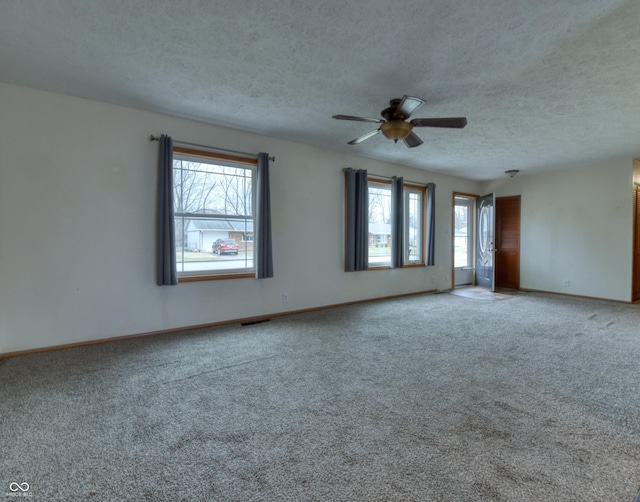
{"left": 343, "top": 168, "right": 433, "bottom": 188}
{"left": 150, "top": 135, "right": 275, "bottom": 162}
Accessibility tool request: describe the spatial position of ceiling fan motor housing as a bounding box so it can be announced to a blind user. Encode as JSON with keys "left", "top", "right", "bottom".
{"left": 380, "top": 99, "right": 413, "bottom": 142}
{"left": 381, "top": 100, "right": 404, "bottom": 120}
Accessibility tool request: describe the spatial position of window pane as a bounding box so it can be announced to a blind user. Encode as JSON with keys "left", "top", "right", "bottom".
{"left": 175, "top": 216, "right": 254, "bottom": 273}
{"left": 173, "top": 159, "right": 252, "bottom": 217}
{"left": 368, "top": 184, "right": 391, "bottom": 265}
{"left": 173, "top": 153, "right": 255, "bottom": 276}
{"left": 407, "top": 191, "right": 422, "bottom": 262}
{"left": 454, "top": 199, "right": 472, "bottom": 267}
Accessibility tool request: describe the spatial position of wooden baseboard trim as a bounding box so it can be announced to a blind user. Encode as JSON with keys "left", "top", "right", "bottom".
{"left": 0, "top": 289, "right": 436, "bottom": 361}
{"left": 521, "top": 288, "right": 633, "bottom": 305}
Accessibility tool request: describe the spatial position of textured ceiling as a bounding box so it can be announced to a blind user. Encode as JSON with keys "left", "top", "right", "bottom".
{"left": 2, "top": 0, "right": 640, "bottom": 180}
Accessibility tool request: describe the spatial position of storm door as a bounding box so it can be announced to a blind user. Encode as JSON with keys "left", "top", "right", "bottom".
{"left": 453, "top": 195, "right": 475, "bottom": 287}
{"left": 475, "top": 193, "right": 495, "bottom": 291}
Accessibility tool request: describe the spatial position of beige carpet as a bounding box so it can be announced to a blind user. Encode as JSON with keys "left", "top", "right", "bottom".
{"left": 2, "top": 291, "right": 639, "bottom": 500}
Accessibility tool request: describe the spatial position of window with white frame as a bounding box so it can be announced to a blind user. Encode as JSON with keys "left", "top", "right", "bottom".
{"left": 368, "top": 182, "right": 392, "bottom": 266}
{"left": 367, "top": 179, "right": 425, "bottom": 267}
{"left": 405, "top": 185, "right": 425, "bottom": 264}
{"left": 173, "top": 147, "right": 256, "bottom": 278}
{"left": 454, "top": 195, "right": 473, "bottom": 268}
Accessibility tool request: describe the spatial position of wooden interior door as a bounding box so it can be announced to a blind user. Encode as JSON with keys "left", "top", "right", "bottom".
{"left": 633, "top": 184, "right": 640, "bottom": 302}
{"left": 495, "top": 196, "right": 521, "bottom": 290}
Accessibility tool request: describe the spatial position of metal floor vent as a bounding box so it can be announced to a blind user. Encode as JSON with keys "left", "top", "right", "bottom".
{"left": 240, "top": 319, "right": 271, "bottom": 327}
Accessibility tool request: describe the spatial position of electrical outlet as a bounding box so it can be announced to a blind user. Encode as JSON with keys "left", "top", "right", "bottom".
{"left": 282, "top": 293, "right": 289, "bottom": 303}
{"left": 563, "top": 279, "right": 571, "bottom": 287}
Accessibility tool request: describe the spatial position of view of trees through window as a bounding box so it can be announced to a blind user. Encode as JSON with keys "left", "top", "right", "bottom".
{"left": 454, "top": 196, "right": 472, "bottom": 268}
{"left": 368, "top": 184, "right": 392, "bottom": 265}
{"left": 173, "top": 153, "right": 255, "bottom": 275}
{"left": 407, "top": 190, "right": 422, "bottom": 263}
{"left": 367, "top": 181, "right": 424, "bottom": 266}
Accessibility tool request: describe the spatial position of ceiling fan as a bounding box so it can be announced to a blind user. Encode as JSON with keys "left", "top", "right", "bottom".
{"left": 333, "top": 95, "right": 467, "bottom": 148}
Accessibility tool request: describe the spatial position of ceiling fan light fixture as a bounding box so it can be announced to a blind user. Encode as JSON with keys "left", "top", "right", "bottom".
{"left": 333, "top": 95, "right": 467, "bottom": 148}
{"left": 380, "top": 120, "right": 413, "bottom": 142}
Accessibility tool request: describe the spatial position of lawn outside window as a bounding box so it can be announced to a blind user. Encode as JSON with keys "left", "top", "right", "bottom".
{"left": 173, "top": 146, "right": 256, "bottom": 280}
{"left": 405, "top": 184, "right": 426, "bottom": 266}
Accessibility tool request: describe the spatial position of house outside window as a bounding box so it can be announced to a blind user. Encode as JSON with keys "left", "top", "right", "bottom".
{"left": 406, "top": 187, "right": 424, "bottom": 264}
{"left": 368, "top": 182, "right": 392, "bottom": 265}
{"left": 173, "top": 147, "right": 256, "bottom": 278}
{"left": 367, "top": 180, "right": 426, "bottom": 267}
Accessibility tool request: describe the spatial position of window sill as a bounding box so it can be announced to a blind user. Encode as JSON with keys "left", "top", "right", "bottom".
{"left": 367, "top": 263, "right": 425, "bottom": 270}
{"left": 367, "top": 264, "right": 391, "bottom": 270}
{"left": 178, "top": 272, "right": 255, "bottom": 283}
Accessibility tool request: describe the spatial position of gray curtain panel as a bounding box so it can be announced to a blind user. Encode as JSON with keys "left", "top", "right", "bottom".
{"left": 425, "top": 183, "right": 436, "bottom": 266}
{"left": 157, "top": 135, "right": 178, "bottom": 285}
{"left": 256, "top": 153, "right": 273, "bottom": 279}
{"left": 391, "top": 176, "right": 404, "bottom": 268}
{"left": 344, "top": 168, "right": 368, "bottom": 271}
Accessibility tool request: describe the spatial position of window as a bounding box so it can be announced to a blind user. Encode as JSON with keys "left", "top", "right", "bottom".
{"left": 405, "top": 186, "right": 424, "bottom": 264}
{"left": 454, "top": 195, "right": 473, "bottom": 268}
{"left": 367, "top": 179, "right": 426, "bottom": 267}
{"left": 173, "top": 146, "right": 256, "bottom": 279}
{"left": 368, "top": 182, "right": 392, "bottom": 266}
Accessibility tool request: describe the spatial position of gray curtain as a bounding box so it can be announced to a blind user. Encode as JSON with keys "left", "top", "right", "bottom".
{"left": 390, "top": 176, "right": 404, "bottom": 268}
{"left": 425, "top": 183, "right": 436, "bottom": 266}
{"left": 157, "top": 135, "right": 178, "bottom": 285}
{"left": 344, "top": 168, "right": 368, "bottom": 271}
{"left": 255, "top": 153, "right": 273, "bottom": 279}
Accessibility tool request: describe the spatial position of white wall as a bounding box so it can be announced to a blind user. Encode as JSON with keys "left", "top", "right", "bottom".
{"left": 482, "top": 160, "right": 634, "bottom": 301}
{"left": 0, "top": 84, "right": 480, "bottom": 354}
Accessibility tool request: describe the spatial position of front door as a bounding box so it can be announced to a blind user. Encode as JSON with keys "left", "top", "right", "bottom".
{"left": 495, "top": 196, "right": 521, "bottom": 289}
{"left": 475, "top": 193, "right": 495, "bottom": 291}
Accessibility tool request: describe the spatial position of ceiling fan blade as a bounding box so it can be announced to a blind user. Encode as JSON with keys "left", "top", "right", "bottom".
{"left": 410, "top": 117, "right": 468, "bottom": 128}
{"left": 347, "top": 129, "right": 380, "bottom": 145}
{"left": 403, "top": 131, "right": 424, "bottom": 148}
{"left": 394, "top": 96, "right": 425, "bottom": 119}
{"left": 333, "top": 114, "right": 384, "bottom": 124}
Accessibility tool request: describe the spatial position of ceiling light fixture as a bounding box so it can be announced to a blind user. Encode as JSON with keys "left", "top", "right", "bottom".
{"left": 380, "top": 120, "right": 413, "bottom": 143}
{"left": 505, "top": 170, "right": 520, "bottom": 178}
